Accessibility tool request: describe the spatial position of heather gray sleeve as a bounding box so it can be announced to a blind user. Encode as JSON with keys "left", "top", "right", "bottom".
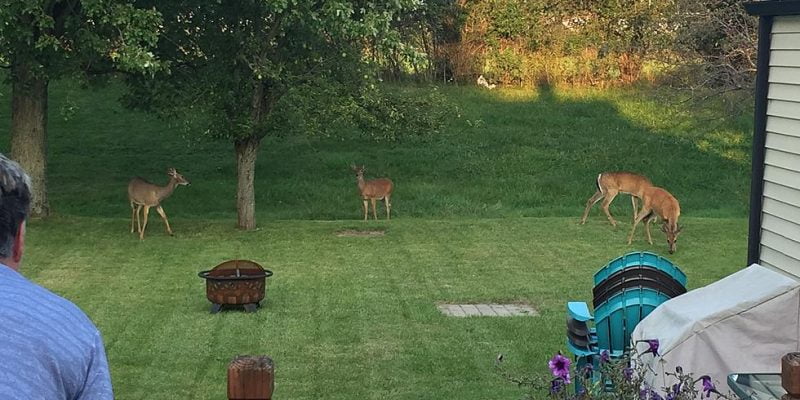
{"left": 76, "top": 331, "right": 114, "bottom": 400}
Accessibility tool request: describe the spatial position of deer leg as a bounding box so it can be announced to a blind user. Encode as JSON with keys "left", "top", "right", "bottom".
{"left": 130, "top": 202, "right": 137, "bottom": 233}
{"left": 371, "top": 198, "right": 378, "bottom": 220}
{"left": 362, "top": 199, "right": 369, "bottom": 221}
{"left": 135, "top": 205, "right": 143, "bottom": 234}
{"left": 156, "top": 205, "right": 173, "bottom": 236}
{"left": 385, "top": 195, "right": 391, "bottom": 220}
{"left": 140, "top": 206, "right": 151, "bottom": 240}
{"left": 645, "top": 215, "right": 654, "bottom": 245}
{"left": 601, "top": 190, "right": 620, "bottom": 227}
{"left": 627, "top": 206, "right": 650, "bottom": 245}
{"left": 631, "top": 196, "right": 639, "bottom": 222}
{"left": 580, "top": 191, "right": 604, "bottom": 224}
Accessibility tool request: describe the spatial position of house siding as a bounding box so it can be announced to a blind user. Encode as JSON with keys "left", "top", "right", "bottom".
{"left": 760, "top": 15, "right": 800, "bottom": 277}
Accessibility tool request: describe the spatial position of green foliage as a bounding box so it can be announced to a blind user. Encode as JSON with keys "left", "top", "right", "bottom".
{"left": 351, "top": 86, "right": 455, "bottom": 141}
{"left": 123, "top": 0, "right": 423, "bottom": 143}
{"left": 0, "top": 0, "right": 162, "bottom": 79}
{"left": 264, "top": 81, "right": 455, "bottom": 143}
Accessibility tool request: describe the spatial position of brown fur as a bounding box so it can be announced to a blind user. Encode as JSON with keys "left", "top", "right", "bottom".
{"left": 627, "top": 186, "right": 682, "bottom": 254}
{"left": 580, "top": 172, "right": 653, "bottom": 227}
{"left": 351, "top": 164, "right": 393, "bottom": 221}
{"left": 128, "top": 168, "right": 190, "bottom": 240}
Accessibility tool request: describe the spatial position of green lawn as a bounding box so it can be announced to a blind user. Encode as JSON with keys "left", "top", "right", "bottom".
{"left": 0, "top": 79, "right": 752, "bottom": 399}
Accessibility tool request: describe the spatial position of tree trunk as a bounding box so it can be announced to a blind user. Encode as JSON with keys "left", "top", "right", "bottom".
{"left": 10, "top": 63, "right": 49, "bottom": 217}
{"left": 235, "top": 137, "right": 260, "bottom": 230}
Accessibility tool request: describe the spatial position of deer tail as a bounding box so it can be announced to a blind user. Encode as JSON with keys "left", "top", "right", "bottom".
{"left": 596, "top": 173, "right": 603, "bottom": 194}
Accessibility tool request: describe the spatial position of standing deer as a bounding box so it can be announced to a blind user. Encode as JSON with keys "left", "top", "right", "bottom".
{"left": 627, "top": 185, "right": 682, "bottom": 254}
{"left": 351, "top": 164, "right": 393, "bottom": 221}
{"left": 580, "top": 172, "right": 653, "bottom": 227}
{"left": 128, "top": 168, "right": 190, "bottom": 240}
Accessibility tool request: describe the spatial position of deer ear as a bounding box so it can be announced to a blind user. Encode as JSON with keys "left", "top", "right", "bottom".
{"left": 167, "top": 168, "right": 176, "bottom": 175}
{"left": 661, "top": 223, "right": 668, "bottom": 233}
{"left": 676, "top": 224, "right": 683, "bottom": 234}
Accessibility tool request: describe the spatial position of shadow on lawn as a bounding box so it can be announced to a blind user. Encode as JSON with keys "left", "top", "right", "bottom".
{"left": 0, "top": 79, "right": 751, "bottom": 220}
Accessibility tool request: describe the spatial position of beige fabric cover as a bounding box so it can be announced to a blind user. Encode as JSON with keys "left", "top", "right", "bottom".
{"left": 631, "top": 264, "right": 800, "bottom": 387}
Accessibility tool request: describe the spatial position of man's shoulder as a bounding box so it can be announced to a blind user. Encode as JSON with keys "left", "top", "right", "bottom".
{"left": 0, "top": 267, "right": 98, "bottom": 333}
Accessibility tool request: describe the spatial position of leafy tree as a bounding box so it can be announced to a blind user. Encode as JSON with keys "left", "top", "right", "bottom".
{"left": 124, "top": 0, "right": 421, "bottom": 230}
{"left": 0, "top": 0, "right": 161, "bottom": 216}
{"left": 668, "top": 0, "right": 758, "bottom": 93}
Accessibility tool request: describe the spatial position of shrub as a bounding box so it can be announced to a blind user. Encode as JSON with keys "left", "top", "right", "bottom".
{"left": 496, "top": 339, "right": 738, "bottom": 399}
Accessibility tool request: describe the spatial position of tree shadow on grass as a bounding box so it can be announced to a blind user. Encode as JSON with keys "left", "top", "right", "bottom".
{"left": 0, "top": 79, "right": 751, "bottom": 221}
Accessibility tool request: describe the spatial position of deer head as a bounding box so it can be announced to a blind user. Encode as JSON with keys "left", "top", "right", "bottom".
{"left": 350, "top": 164, "right": 365, "bottom": 181}
{"left": 661, "top": 222, "right": 683, "bottom": 254}
{"left": 167, "top": 168, "right": 191, "bottom": 186}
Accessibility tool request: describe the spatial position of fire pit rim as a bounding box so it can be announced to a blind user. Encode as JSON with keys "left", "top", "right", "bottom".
{"left": 197, "top": 259, "right": 274, "bottom": 281}
{"left": 197, "top": 269, "right": 273, "bottom": 280}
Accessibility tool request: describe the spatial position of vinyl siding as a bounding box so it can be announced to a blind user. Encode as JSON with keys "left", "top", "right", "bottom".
{"left": 761, "top": 15, "right": 800, "bottom": 277}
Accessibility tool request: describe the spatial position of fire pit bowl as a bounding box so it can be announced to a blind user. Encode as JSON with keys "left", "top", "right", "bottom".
{"left": 198, "top": 259, "right": 273, "bottom": 314}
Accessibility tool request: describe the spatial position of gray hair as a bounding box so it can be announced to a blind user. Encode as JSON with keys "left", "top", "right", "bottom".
{"left": 0, "top": 154, "right": 31, "bottom": 259}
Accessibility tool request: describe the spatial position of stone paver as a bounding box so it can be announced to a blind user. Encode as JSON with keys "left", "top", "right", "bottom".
{"left": 475, "top": 304, "right": 497, "bottom": 316}
{"left": 436, "top": 304, "right": 466, "bottom": 317}
{"left": 489, "top": 304, "right": 512, "bottom": 316}
{"left": 460, "top": 304, "right": 481, "bottom": 316}
{"left": 437, "top": 303, "right": 538, "bottom": 317}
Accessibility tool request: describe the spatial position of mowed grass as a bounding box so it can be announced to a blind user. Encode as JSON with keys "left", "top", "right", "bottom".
{"left": 0, "top": 79, "right": 752, "bottom": 399}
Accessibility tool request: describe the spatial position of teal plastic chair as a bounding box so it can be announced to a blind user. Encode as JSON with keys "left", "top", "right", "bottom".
{"left": 566, "top": 252, "right": 687, "bottom": 388}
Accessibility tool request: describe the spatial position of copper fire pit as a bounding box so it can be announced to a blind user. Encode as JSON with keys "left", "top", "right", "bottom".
{"left": 198, "top": 260, "right": 273, "bottom": 313}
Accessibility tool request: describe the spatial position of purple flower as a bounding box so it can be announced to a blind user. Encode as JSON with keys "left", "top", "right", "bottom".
{"left": 665, "top": 382, "right": 682, "bottom": 400}
{"left": 639, "top": 386, "right": 664, "bottom": 400}
{"left": 699, "top": 375, "right": 719, "bottom": 398}
{"left": 600, "top": 350, "right": 610, "bottom": 364}
{"left": 548, "top": 352, "right": 571, "bottom": 382}
{"left": 638, "top": 339, "right": 660, "bottom": 357}
{"left": 550, "top": 377, "right": 565, "bottom": 394}
{"left": 622, "top": 366, "right": 634, "bottom": 381}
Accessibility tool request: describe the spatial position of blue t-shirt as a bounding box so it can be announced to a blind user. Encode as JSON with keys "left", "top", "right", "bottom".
{"left": 0, "top": 264, "right": 113, "bottom": 399}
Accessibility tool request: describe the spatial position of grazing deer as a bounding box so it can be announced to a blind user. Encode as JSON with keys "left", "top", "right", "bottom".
{"left": 351, "top": 164, "right": 393, "bottom": 221}
{"left": 580, "top": 172, "right": 653, "bottom": 227}
{"left": 627, "top": 185, "right": 682, "bottom": 254}
{"left": 128, "top": 168, "right": 190, "bottom": 240}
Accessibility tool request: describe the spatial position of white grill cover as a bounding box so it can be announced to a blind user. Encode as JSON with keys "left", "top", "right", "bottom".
{"left": 631, "top": 264, "right": 800, "bottom": 386}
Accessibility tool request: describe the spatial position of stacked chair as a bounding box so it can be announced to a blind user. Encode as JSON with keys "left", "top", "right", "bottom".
{"left": 566, "top": 252, "right": 687, "bottom": 387}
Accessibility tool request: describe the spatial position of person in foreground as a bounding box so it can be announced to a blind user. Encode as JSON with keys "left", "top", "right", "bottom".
{"left": 0, "top": 154, "right": 113, "bottom": 399}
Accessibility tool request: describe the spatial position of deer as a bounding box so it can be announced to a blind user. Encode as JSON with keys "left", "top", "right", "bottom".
{"left": 580, "top": 172, "right": 653, "bottom": 227}
{"left": 627, "top": 185, "right": 682, "bottom": 254}
{"left": 128, "top": 168, "right": 190, "bottom": 240}
{"left": 350, "top": 164, "right": 393, "bottom": 221}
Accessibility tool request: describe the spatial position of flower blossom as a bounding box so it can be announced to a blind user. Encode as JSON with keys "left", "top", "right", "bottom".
{"left": 698, "top": 375, "right": 720, "bottom": 398}
{"left": 638, "top": 339, "right": 660, "bottom": 357}
{"left": 548, "top": 352, "right": 571, "bottom": 383}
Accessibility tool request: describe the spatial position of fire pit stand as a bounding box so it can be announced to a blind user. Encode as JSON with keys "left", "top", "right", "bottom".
{"left": 198, "top": 260, "right": 273, "bottom": 314}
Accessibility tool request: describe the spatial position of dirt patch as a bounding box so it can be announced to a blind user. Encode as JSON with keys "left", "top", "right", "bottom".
{"left": 335, "top": 229, "right": 386, "bottom": 237}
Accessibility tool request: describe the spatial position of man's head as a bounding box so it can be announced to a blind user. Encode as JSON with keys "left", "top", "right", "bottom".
{"left": 0, "top": 154, "right": 31, "bottom": 270}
